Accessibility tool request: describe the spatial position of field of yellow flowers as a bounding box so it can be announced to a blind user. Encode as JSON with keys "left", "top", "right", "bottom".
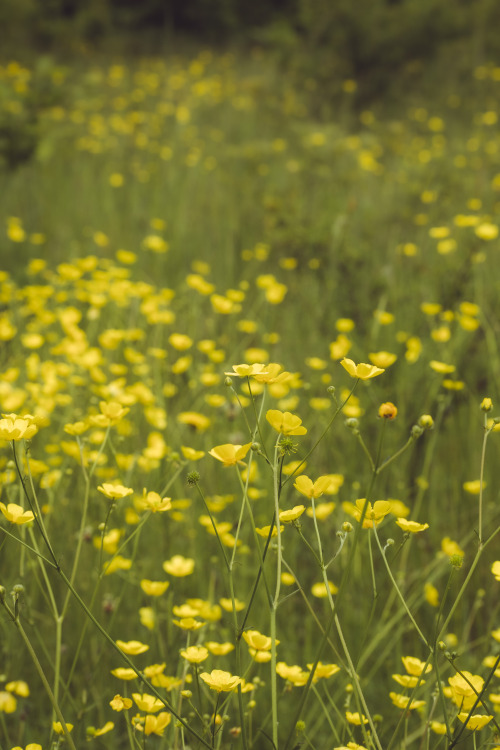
{"left": 1, "top": 49, "right": 500, "bottom": 750}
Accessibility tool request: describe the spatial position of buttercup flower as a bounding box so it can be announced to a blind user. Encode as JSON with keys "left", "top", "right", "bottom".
{"left": 0, "top": 417, "right": 38, "bottom": 441}
{"left": 378, "top": 402, "right": 398, "bottom": 419}
{"left": 0, "top": 503, "right": 34, "bottom": 525}
{"left": 491, "top": 561, "right": 500, "bottom": 581}
{"left": 266, "top": 409, "right": 307, "bottom": 435}
{"left": 294, "top": 475, "right": 332, "bottom": 499}
{"left": 353, "top": 499, "right": 392, "bottom": 528}
{"left": 396, "top": 518, "right": 429, "bottom": 533}
{"left": 401, "top": 656, "right": 432, "bottom": 676}
{"left": 97, "top": 483, "right": 134, "bottom": 500}
{"left": 163, "top": 555, "right": 195, "bottom": 576}
{"left": 457, "top": 713, "right": 492, "bottom": 730}
{"left": 341, "top": 358, "right": 385, "bottom": 380}
{"left": 224, "top": 363, "right": 266, "bottom": 377}
{"left": 200, "top": 669, "right": 242, "bottom": 692}
{"left": 115, "top": 640, "right": 149, "bottom": 655}
{"left": 132, "top": 693, "right": 164, "bottom": 713}
{"left": 110, "top": 694, "right": 133, "bottom": 710}
{"left": 209, "top": 443, "right": 252, "bottom": 466}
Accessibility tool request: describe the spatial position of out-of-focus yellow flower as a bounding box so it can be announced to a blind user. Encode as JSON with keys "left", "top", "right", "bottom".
{"left": 0, "top": 416, "right": 38, "bottom": 441}
{"left": 115, "top": 640, "right": 149, "bottom": 655}
{"left": 369, "top": 351, "right": 397, "bottom": 368}
{"left": 53, "top": 722, "right": 74, "bottom": 734}
{"left": 110, "top": 694, "right": 133, "bottom": 710}
{"left": 180, "top": 646, "right": 209, "bottom": 663}
{"left": 401, "top": 656, "right": 432, "bottom": 676}
{"left": 163, "top": 555, "right": 195, "bottom": 577}
{"left": 396, "top": 519, "right": 429, "bottom": 533}
{"left": 97, "top": 483, "right": 134, "bottom": 500}
{"left": 491, "top": 561, "right": 500, "bottom": 581}
{"left": 457, "top": 713, "right": 493, "bottom": 730}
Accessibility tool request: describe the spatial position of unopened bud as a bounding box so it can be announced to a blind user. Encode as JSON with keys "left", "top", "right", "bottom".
{"left": 342, "top": 521, "right": 353, "bottom": 533}
{"left": 481, "top": 397, "right": 493, "bottom": 412}
{"left": 418, "top": 414, "right": 434, "bottom": 429}
{"left": 224, "top": 377, "right": 233, "bottom": 387}
{"left": 411, "top": 424, "right": 423, "bottom": 438}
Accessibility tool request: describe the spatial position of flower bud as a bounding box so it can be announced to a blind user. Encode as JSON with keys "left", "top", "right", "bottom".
{"left": 481, "top": 397, "right": 493, "bottom": 412}
{"left": 411, "top": 424, "right": 423, "bottom": 438}
{"left": 224, "top": 377, "right": 233, "bottom": 387}
{"left": 186, "top": 471, "right": 200, "bottom": 486}
{"left": 378, "top": 402, "right": 397, "bottom": 419}
{"left": 251, "top": 443, "right": 261, "bottom": 452}
{"left": 296, "top": 721, "right": 306, "bottom": 733}
{"left": 342, "top": 521, "right": 353, "bottom": 533}
{"left": 418, "top": 414, "right": 434, "bottom": 429}
{"left": 327, "top": 385, "right": 336, "bottom": 395}
{"left": 450, "top": 554, "right": 464, "bottom": 569}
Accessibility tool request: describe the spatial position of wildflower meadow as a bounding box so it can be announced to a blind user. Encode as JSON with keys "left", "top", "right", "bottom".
{"left": 1, "top": 43, "right": 500, "bottom": 750}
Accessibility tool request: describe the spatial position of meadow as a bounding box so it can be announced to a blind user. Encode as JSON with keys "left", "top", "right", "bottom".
{"left": 1, "top": 47, "right": 500, "bottom": 750}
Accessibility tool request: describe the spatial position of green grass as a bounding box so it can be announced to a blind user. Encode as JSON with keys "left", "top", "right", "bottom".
{"left": 0, "top": 48, "right": 500, "bottom": 750}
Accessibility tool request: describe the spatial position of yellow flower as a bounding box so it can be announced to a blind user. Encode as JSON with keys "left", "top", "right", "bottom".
{"left": 97, "top": 483, "right": 134, "bottom": 500}
{"left": 311, "top": 581, "right": 338, "bottom": 597}
{"left": 441, "top": 537, "right": 464, "bottom": 557}
{"left": 340, "top": 358, "right": 385, "bottom": 380}
{"left": 430, "top": 721, "right": 447, "bottom": 735}
{"left": 369, "top": 351, "right": 397, "bottom": 368}
{"left": 110, "top": 668, "right": 137, "bottom": 680}
{"left": 475, "top": 222, "right": 498, "bottom": 240}
{"left": 88, "top": 721, "right": 115, "bottom": 737}
{"left": 104, "top": 555, "right": 132, "bottom": 575}
{"left": 457, "top": 713, "right": 493, "bottom": 730}
{"left": 205, "top": 641, "right": 235, "bottom": 656}
{"left": 163, "top": 555, "right": 195, "bottom": 576}
{"left": 294, "top": 475, "right": 332, "bottom": 499}
{"left": 307, "top": 662, "right": 341, "bottom": 680}
{"left": 463, "top": 480, "right": 483, "bottom": 494}
{"left": 276, "top": 663, "right": 310, "bottom": 686}
{"left": 172, "top": 617, "right": 205, "bottom": 630}
{"left": 0, "top": 503, "right": 34, "bottom": 525}
{"left": 181, "top": 446, "right": 205, "bottom": 460}
{"left": 401, "top": 656, "right": 432, "bottom": 676}
{"left": 396, "top": 518, "right": 429, "bottom": 533}
{"left": 390, "top": 692, "right": 425, "bottom": 710}
{"left": 180, "top": 646, "right": 209, "bottom": 663}
{"left": 200, "top": 669, "right": 242, "bottom": 692}
{"left": 353, "top": 499, "right": 392, "bottom": 528}
{"left": 224, "top": 363, "right": 266, "bottom": 377}
{"left": 110, "top": 694, "right": 133, "bottom": 710}
{"left": 279, "top": 505, "right": 306, "bottom": 522}
{"left": 115, "top": 640, "right": 149, "bottom": 655}
{"left": 242, "top": 630, "right": 274, "bottom": 651}
{"left": 392, "top": 674, "right": 421, "bottom": 688}
{"left": 132, "top": 693, "right": 164, "bottom": 713}
{"left": 5, "top": 681, "right": 29, "bottom": 697}
{"left": 252, "top": 363, "right": 291, "bottom": 384}
{"left": 256, "top": 524, "right": 283, "bottom": 537}
{"left": 449, "top": 672, "right": 484, "bottom": 710}
{"left": 424, "top": 582, "right": 439, "bottom": 607}
{"left": 138, "top": 491, "right": 172, "bottom": 513}
{"left": 53, "top": 722, "right": 74, "bottom": 734}
{"left": 429, "top": 360, "right": 456, "bottom": 374}
{"left": 0, "top": 417, "right": 38, "bottom": 441}
{"left": 491, "top": 561, "right": 500, "bottom": 581}
{"left": 345, "top": 711, "right": 369, "bottom": 725}
{"left": 266, "top": 409, "right": 307, "bottom": 435}
{"left": 140, "top": 580, "right": 170, "bottom": 596}
{"left": 90, "top": 401, "right": 130, "bottom": 427}
{"left": 0, "top": 692, "right": 17, "bottom": 712}
{"left": 143, "top": 712, "right": 171, "bottom": 736}
{"left": 208, "top": 443, "right": 252, "bottom": 466}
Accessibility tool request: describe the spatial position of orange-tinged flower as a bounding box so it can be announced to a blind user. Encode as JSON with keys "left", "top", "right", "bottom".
{"left": 341, "top": 358, "right": 385, "bottom": 380}
{"left": 208, "top": 443, "right": 252, "bottom": 466}
{"left": 200, "top": 669, "right": 242, "bottom": 692}
{"left": 0, "top": 502, "right": 34, "bottom": 525}
{"left": 294, "top": 475, "right": 333, "bottom": 499}
{"left": 378, "top": 402, "right": 398, "bottom": 419}
{"left": 266, "top": 409, "right": 307, "bottom": 435}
